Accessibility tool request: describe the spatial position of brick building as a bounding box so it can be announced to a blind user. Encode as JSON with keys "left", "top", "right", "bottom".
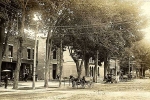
{"left": 1, "top": 36, "right": 36, "bottom": 81}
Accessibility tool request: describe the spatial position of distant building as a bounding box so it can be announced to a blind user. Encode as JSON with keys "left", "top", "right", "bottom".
{"left": 63, "top": 48, "right": 82, "bottom": 78}
{"left": 109, "top": 58, "right": 120, "bottom": 75}
{"left": 37, "top": 37, "right": 85, "bottom": 80}
{"left": 88, "top": 57, "right": 102, "bottom": 82}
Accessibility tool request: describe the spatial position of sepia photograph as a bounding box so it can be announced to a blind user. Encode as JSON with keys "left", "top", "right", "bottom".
{"left": 0, "top": 0, "right": 150, "bottom": 100}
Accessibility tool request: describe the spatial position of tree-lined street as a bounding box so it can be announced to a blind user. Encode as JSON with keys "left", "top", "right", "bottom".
{"left": 1, "top": 0, "right": 150, "bottom": 99}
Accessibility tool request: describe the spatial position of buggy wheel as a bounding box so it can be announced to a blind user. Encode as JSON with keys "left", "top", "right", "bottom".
{"left": 72, "top": 81, "right": 76, "bottom": 88}
{"left": 81, "top": 81, "right": 85, "bottom": 88}
{"left": 88, "top": 82, "right": 94, "bottom": 88}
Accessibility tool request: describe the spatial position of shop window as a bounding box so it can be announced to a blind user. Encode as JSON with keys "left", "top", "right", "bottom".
{"left": 8, "top": 45, "right": 13, "bottom": 57}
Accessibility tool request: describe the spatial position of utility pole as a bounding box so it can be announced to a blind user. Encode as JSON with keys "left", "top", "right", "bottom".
{"left": 32, "top": 24, "right": 38, "bottom": 89}
{"left": 128, "top": 56, "right": 130, "bottom": 75}
{"left": 115, "top": 58, "right": 117, "bottom": 81}
{"left": 59, "top": 34, "right": 63, "bottom": 87}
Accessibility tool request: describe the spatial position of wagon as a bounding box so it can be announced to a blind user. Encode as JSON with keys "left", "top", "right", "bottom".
{"left": 83, "top": 76, "right": 93, "bottom": 88}
{"left": 105, "top": 74, "right": 116, "bottom": 83}
{"left": 70, "top": 76, "right": 93, "bottom": 88}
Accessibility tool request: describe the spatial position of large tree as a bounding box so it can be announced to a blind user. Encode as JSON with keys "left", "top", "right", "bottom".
{"left": 9, "top": 0, "right": 146, "bottom": 86}
{"left": 132, "top": 40, "right": 150, "bottom": 76}
{"left": 0, "top": 0, "right": 20, "bottom": 86}
{"left": 31, "top": 0, "right": 71, "bottom": 87}
{"left": 13, "top": 0, "right": 28, "bottom": 89}
{"left": 51, "top": 0, "right": 146, "bottom": 81}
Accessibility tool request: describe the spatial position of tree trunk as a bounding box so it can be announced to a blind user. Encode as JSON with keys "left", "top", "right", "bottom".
{"left": 93, "top": 50, "right": 98, "bottom": 82}
{"left": 0, "top": 19, "right": 5, "bottom": 86}
{"left": 143, "top": 68, "right": 145, "bottom": 77}
{"left": 0, "top": 42, "right": 2, "bottom": 86}
{"left": 13, "top": 39, "right": 22, "bottom": 89}
{"left": 104, "top": 53, "right": 108, "bottom": 80}
{"left": 13, "top": 1, "right": 26, "bottom": 89}
{"left": 0, "top": 31, "right": 3, "bottom": 87}
{"left": 44, "top": 32, "right": 52, "bottom": 88}
{"left": 68, "top": 47, "right": 84, "bottom": 79}
{"left": 44, "top": 43, "right": 50, "bottom": 87}
{"left": 59, "top": 35, "right": 63, "bottom": 87}
{"left": 84, "top": 55, "right": 90, "bottom": 76}
{"left": 76, "top": 59, "right": 84, "bottom": 79}
{"left": 44, "top": 60, "right": 49, "bottom": 87}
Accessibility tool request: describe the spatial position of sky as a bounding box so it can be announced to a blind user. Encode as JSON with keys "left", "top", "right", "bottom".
{"left": 141, "top": 1, "right": 150, "bottom": 42}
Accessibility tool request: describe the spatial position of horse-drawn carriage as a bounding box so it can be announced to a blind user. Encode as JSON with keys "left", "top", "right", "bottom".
{"left": 70, "top": 75, "right": 93, "bottom": 88}
{"left": 105, "top": 74, "right": 116, "bottom": 83}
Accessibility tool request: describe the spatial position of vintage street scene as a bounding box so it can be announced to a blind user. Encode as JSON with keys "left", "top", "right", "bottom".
{"left": 0, "top": 0, "right": 150, "bottom": 100}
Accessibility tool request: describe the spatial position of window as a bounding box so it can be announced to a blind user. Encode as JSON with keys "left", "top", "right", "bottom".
{"left": 92, "top": 67, "right": 94, "bottom": 77}
{"left": 32, "top": 49, "right": 34, "bottom": 59}
{"left": 89, "top": 57, "right": 94, "bottom": 63}
{"left": 27, "top": 48, "right": 31, "bottom": 59}
{"left": 53, "top": 50, "right": 56, "bottom": 59}
{"left": 8, "top": 45, "right": 13, "bottom": 57}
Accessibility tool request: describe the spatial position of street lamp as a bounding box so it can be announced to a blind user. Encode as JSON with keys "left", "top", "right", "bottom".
{"left": 32, "top": 13, "right": 40, "bottom": 89}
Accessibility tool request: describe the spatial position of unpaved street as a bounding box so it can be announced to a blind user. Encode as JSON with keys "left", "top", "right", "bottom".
{"left": 0, "top": 79, "right": 150, "bottom": 100}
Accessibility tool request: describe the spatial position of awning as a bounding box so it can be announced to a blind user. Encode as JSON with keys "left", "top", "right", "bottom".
{"left": 2, "top": 70, "right": 11, "bottom": 72}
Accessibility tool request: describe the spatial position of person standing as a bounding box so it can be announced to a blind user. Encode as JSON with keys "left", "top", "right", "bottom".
{"left": 4, "top": 75, "right": 8, "bottom": 89}
{"left": 24, "top": 73, "right": 28, "bottom": 82}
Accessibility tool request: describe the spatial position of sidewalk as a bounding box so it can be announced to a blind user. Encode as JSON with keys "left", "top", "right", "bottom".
{"left": 0, "top": 79, "right": 139, "bottom": 95}
{"left": 0, "top": 80, "right": 69, "bottom": 95}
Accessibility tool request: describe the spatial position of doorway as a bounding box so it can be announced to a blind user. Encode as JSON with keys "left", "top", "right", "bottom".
{"left": 52, "top": 64, "right": 57, "bottom": 79}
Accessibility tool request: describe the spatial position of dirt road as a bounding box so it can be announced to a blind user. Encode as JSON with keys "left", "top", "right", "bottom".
{"left": 0, "top": 79, "right": 150, "bottom": 100}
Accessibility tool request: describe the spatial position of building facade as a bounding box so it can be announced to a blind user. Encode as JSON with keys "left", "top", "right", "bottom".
{"left": 109, "top": 58, "right": 120, "bottom": 75}
{"left": 1, "top": 36, "right": 36, "bottom": 81}
{"left": 89, "top": 57, "right": 101, "bottom": 77}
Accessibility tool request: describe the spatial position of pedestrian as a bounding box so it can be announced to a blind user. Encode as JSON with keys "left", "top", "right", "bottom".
{"left": 4, "top": 75, "right": 8, "bottom": 89}
{"left": 57, "top": 74, "right": 60, "bottom": 80}
{"left": 35, "top": 74, "right": 38, "bottom": 82}
{"left": 116, "top": 71, "right": 120, "bottom": 83}
{"left": 24, "top": 73, "right": 28, "bottom": 82}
